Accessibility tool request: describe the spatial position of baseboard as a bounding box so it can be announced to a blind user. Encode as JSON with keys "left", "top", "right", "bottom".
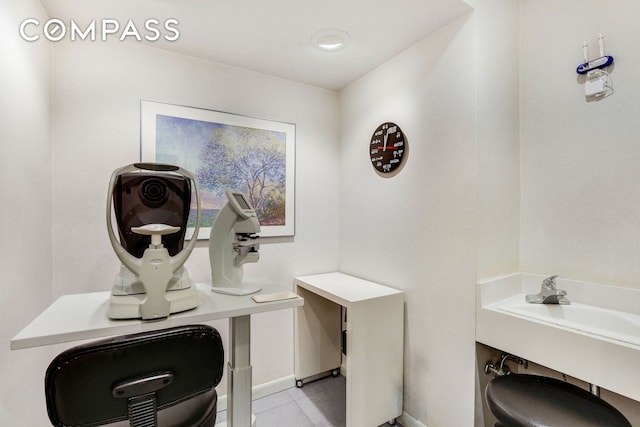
{"left": 216, "top": 375, "right": 296, "bottom": 412}
{"left": 399, "top": 410, "right": 427, "bottom": 427}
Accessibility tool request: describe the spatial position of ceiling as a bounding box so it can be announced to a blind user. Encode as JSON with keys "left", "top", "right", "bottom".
{"left": 39, "top": 0, "right": 472, "bottom": 91}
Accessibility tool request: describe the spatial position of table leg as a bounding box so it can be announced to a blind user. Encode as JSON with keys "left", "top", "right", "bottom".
{"left": 227, "top": 315, "right": 253, "bottom": 427}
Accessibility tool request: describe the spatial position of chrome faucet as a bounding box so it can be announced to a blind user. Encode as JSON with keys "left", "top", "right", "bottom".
{"left": 525, "top": 275, "right": 570, "bottom": 305}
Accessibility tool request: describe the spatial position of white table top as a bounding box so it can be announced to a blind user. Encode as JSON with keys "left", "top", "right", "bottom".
{"left": 295, "top": 272, "right": 403, "bottom": 307}
{"left": 11, "top": 283, "right": 303, "bottom": 350}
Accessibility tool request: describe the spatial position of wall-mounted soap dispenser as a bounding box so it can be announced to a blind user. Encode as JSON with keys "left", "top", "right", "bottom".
{"left": 578, "top": 34, "right": 614, "bottom": 99}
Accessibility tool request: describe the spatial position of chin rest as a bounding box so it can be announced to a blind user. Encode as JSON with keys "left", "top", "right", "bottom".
{"left": 45, "top": 325, "right": 224, "bottom": 427}
{"left": 485, "top": 374, "right": 631, "bottom": 427}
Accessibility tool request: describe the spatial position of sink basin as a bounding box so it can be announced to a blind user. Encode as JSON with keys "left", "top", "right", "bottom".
{"left": 495, "top": 295, "right": 640, "bottom": 347}
{"left": 476, "top": 272, "right": 640, "bottom": 402}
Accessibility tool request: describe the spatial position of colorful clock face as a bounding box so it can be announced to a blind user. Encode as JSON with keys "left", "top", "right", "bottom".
{"left": 369, "top": 122, "right": 407, "bottom": 175}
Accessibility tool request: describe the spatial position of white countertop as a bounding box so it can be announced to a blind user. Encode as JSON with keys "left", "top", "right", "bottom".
{"left": 11, "top": 283, "right": 303, "bottom": 350}
{"left": 295, "top": 272, "right": 402, "bottom": 307}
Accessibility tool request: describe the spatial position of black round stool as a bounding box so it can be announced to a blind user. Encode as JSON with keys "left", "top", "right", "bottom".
{"left": 485, "top": 374, "right": 631, "bottom": 427}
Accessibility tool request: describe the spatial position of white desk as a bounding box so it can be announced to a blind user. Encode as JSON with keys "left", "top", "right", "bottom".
{"left": 294, "top": 272, "right": 404, "bottom": 427}
{"left": 11, "top": 282, "right": 303, "bottom": 427}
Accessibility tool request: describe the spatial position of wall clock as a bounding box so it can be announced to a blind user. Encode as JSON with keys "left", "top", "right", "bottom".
{"left": 369, "top": 122, "right": 407, "bottom": 176}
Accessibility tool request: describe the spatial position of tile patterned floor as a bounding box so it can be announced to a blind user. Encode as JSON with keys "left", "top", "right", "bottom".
{"left": 216, "top": 375, "right": 401, "bottom": 427}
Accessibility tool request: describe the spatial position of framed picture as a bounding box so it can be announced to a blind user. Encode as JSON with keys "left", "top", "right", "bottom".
{"left": 141, "top": 100, "right": 295, "bottom": 239}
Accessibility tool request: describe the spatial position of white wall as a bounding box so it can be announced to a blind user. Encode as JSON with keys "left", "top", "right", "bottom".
{"left": 0, "top": 0, "right": 59, "bottom": 424}
{"left": 473, "top": 0, "right": 521, "bottom": 424}
{"left": 339, "top": 14, "right": 477, "bottom": 426}
{"left": 475, "top": 0, "right": 520, "bottom": 280}
{"left": 520, "top": 0, "right": 640, "bottom": 288}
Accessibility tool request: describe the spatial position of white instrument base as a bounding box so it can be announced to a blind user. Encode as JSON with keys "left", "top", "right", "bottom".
{"left": 212, "top": 287, "right": 262, "bottom": 296}
{"left": 108, "top": 286, "right": 198, "bottom": 319}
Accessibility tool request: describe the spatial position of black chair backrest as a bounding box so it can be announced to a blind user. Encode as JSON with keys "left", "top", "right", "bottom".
{"left": 45, "top": 325, "right": 224, "bottom": 427}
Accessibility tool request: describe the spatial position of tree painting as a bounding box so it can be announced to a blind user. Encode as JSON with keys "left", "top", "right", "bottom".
{"left": 197, "top": 124, "right": 287, "bottom": 226}
{"left": 154, "top": 114, "right": 287, "bottom": 230}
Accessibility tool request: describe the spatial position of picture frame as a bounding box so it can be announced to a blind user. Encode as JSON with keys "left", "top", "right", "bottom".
{"left": 141, "top": 100, "right": 295, "bottom": 239}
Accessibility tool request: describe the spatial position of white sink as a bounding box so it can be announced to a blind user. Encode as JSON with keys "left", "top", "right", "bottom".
{"left": 494, "top": 295, "right": 640, "bottom": 347}
{"left": 476, "top": 273, "right": 640, "bottom": 402}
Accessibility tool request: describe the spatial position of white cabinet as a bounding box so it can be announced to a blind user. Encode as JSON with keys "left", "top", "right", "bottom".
{"left": 294, "top": 272, "right": 404, "bottom": 426}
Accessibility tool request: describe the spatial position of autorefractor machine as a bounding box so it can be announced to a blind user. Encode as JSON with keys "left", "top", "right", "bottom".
{"left": 106, "top": 163, "right": 201, "bottom": 320}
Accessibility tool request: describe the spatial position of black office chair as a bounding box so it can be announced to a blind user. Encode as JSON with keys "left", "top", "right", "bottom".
{"left": 45, "top": 325, "right": 224, "bottom": 427}
{"left": 485, "top": 374, "right": 631, "bottom": 427}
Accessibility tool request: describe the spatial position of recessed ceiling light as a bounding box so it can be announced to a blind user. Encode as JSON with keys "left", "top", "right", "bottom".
{"left": 312, "top": 29, "right": 350, "bottom": 51}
